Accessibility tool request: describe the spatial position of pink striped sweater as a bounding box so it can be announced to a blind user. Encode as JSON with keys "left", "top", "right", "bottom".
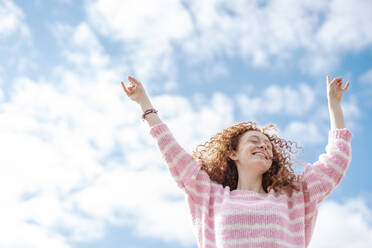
{"left": 149, "top": 122, "right": 352, "bottom": 248}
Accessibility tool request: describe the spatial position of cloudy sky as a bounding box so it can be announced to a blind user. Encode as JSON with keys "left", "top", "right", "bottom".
{"left": 1, "top": 0, "right": 372, "bottom": 247}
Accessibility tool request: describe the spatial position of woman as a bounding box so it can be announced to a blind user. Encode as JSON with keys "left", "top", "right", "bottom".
{"left": 121, "top": 76, "right": 352, "bottom": 248}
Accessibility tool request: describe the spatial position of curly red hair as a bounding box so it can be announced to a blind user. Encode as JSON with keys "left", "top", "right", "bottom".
{"left": 191, "top": 121, "right": 304, "bottom": 196}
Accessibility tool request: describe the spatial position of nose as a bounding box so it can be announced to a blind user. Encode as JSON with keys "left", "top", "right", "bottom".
{"left": 258, "top": 144, "right": 267, "bottom": 150}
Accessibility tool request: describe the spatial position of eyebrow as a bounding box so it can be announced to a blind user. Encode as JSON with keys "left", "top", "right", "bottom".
{"left": 247, "top": 134, "right": 271, "bottom": 144}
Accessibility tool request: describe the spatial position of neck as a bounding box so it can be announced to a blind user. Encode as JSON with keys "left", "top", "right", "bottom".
{"left": 236, "top": 173, "right": 265, "bottom": 193}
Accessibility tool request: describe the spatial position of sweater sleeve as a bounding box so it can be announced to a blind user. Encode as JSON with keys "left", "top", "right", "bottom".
{"left": 300, "top": 128, "right": 352, "bottom": 205}
{"left": 149, "top": 122, "right": 217, "bottom": 207}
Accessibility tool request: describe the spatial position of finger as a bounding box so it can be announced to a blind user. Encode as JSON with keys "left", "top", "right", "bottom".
{"left": 128, "top": 76, "right": 140, "bottom": 85}
{"left": 128, "top": 76, "right": 136, "bottom": 84}
{"left": 331, "top": 77, "right": 341, "bottom": 86}
{"left": 121, "top": 81, "right": 129, "bottom": 95}
{"left": 343, "top": 81, "right": 350, "bottom": 91}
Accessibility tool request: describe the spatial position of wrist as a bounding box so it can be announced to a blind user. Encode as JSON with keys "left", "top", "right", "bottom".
{"left": 328, "top": 100, "right": 341, "bottom": 108}
{"left": 139, "top": 97, "right": 152, "bottom": 110}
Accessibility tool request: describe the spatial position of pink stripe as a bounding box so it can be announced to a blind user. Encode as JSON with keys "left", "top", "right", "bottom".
{"left": 303, "top": 173, "right": 332, "bottom": 200}
{"left": 163, "top": 143, "right": 183, "bottom": 164}
{"left": 220, "top": 227, "right": 303, "bottom": 245}
{"left": 304, "top": 201, "right": 317, "bottom": 215}
{"left": 182, "top": 159, "right": 197, "bottom": 177}
{"left": 169, "top": 165, "right": 180, "bottom": 177}
{"left": 193, "top": 180, "right": 221, "bottom": 195}
{"left": 175, "top": 152, "right": 194, "bottom": 170}
{"left": 304, "top": 212, "right": 317, "bottom": 228}
{"left": 232, "top": 194, "right": 287, "bottom": 204}
{"left": 205, "top": 213, "right": 215, "bottom": 229}
{"left": 223, "top": 240, "right": 299, "bottom": 248}
{"left": 149, "top": 123, "right": 168, "bottom": 137}
{"left": 220, "top": 203, "right": 305, "bottom": 220}
{"left": 168, "top": 154, "right": 200, "bottom": 187}
{"left": 205, "top": 245, "right": 215, "bottom": 248}
{"left": 329, "top": 129, "right": 352, "bottom": 141}
{"left": 193, "top": 208, "right": 216, "bottom": 231}
{"left": 314, "top": 161, "right": 341, "bottom": 183}
{"left": 187, "top": 190, "right": 211, "bottom": 208}
{"left": 158, "top": 133, "right": 173, "bottom": 150}
{"left": 303, "top": 164, "right": 335, "bottom": 186}
{"left": 196, "top": 170, "right": 212, "bottom": 182}
{"left": 331, "top": 141, "right": 351, "bottom": 156}
{"left": 220, "top": 213, "right": 303, "bottom": 229}
{"left": 327, "top": 152, "right": 349, "bottom": 170}
{"left": 204, "top": 227, "right": 216, "bottom": 244}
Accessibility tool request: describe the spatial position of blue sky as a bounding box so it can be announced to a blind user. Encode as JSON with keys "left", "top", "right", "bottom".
{"left": 1, "top": 0, "right": 372, "bottom": 247}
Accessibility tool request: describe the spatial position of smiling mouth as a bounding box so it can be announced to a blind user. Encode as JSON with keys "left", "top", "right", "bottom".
{"left": 252, "top": 152, "right": 269, "bottom": 160}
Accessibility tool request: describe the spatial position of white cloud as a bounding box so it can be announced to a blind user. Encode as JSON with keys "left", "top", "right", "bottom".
{"left": 0, "top": 72, "right": 122, "bottom": 246}
{"left": 341, "top": 96, "right": 361, "bottom": 131}
{"left": 0, "top": 0, "right": 29, "bottom": 38}
{"left": 0, "top": 86, "right": 3, "bottom": 101}
{"left": 84, "top": 0, "right": 372, "bottom": 76}
{"left": 359, "top": 68, "right": 372, "bottom": 84}
{"left": 52, "top": 22, "right": 110, "bottom": 68}
{"left": 236, "top": 82, "right": 315, "bottom": 119}
{"left": 0, "top": 67, "right": 233, "bottom": 246}
{"left": 316, "top": 0, "right": 372, "bottom": 52}
{"left": 85, "top": 0, "right": 193, "bottom": 84}
{"left": 311, "top": 198, "right": 372, "bottom": 248}
{"left": 283, "top": 121, "right": 324, "bottom": 145}
{"left": 0, "top": 2, "right": 367, "bottom": 246}
{"left": 0, "top": 70, "right": 365, "bottom": 247}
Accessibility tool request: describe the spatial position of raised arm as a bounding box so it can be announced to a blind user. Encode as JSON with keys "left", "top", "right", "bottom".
{"left": 121, "top": 76, "right": 218, "bottom": 208}
{"left": 327, "top": 75, "right": 349, "bottom": 130}
{"left": 121, "top": 76, "right": 162, "bottom": 127}
{"left": 300, "top": 76, "right": 352, "bottom": 205}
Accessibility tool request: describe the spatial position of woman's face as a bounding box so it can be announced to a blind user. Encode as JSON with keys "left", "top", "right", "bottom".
{"left": 230, "top": 130, "right": 273, "bottom": 173}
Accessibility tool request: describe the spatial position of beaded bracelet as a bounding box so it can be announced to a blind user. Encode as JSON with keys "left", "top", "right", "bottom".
{"left": 142, "top": 108, "right": 158, "bottom": 121}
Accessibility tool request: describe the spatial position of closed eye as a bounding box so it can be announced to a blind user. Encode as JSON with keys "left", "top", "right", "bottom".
{"left": 249, "top": 138, "right": 272, "bottom": 149}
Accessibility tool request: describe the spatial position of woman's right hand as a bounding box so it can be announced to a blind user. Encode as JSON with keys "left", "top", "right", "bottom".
{"left": 121, "top": 76, "right": 148, "bottom": 104}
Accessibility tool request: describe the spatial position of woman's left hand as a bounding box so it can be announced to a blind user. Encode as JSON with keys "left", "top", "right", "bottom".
{"left": 327, "top": 75, "right": 350, "bottom": 105}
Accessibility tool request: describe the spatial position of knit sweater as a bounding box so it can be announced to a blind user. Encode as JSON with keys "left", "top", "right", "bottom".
{"left": 149, "top": 122, "right": 352, "bottom": 248}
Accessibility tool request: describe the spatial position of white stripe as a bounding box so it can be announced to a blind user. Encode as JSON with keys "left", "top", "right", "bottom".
{"left": 159, "top": 134, "right": 201, "bottom": 183}
{"left": 217, "top": 208, "right": 296, "bottom": 222}
{"left": 229, "top": 192, "right": 315, "bottom": 213}
{"left": 197, "top": 179, "right": 223, "bottom": 189}
{"left": 318, "top": 156, "right": 346, "bottom": 183}
{"left": 190, "top": 184, "right": 318, "bottom": 217}
{"left": 305, "top": 168, "right": 334, "bottom": 204}
{"left": 191, "top": 202, "right": 319, "bottom": 239}
{"left": 305, "top": 158, "right": 343, "bottom": 188}
{"left": 156, "top": 129, "right": 171, "bottom": 140}
{"left": 219, "top": 223, "right": 304, "bottom": 237}
{"left": 185, "top": 181, "right": 210, "bottom": 199}
{"left": 168, "top": 145, "right": 188, "bottom": 169}
{"left": 331, "top": 137, "right": 351, "bottom": 145}
{"left": 204, "top": 236, "right": 216, "bottom": 247}
{"left": 193, "top": 205, "right": 217, "bottom": 246}
{"left": 178, "top": 158, "right": 197, "bottom": 182}
{"left": 328, "top": 138, "right": 351, "bottom": 149}
{"left": 221, "top": 236, "right": 303, "bottom": 248}
{"left": 211, "top": 205, "right": 318, "bottom": 223}
{"left": 327, "top": 147, "right": 351, "bottom": 161}
{"left": 307, "top": 179, "right": 331, "bottom": 192}
{"left": 162, "top": 140, "right": 178, "bottom": 165}
{"left": 225, "top": 198, "right": 288, "bottom": 209}
{"left": 159, "top": 136, "right": 200, "bottom": 183}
